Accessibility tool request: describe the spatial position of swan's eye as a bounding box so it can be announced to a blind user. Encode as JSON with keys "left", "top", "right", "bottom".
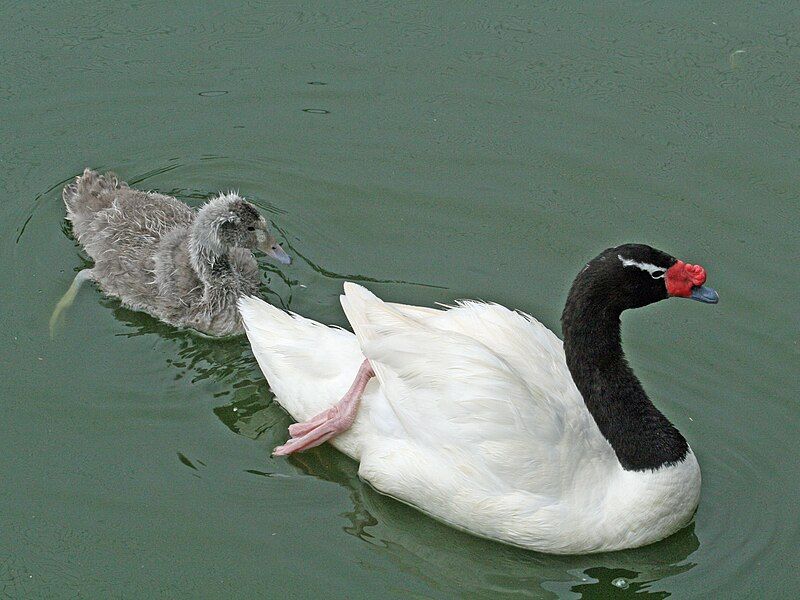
{"left": 650, "top": 269, "right": 666, "bottom": 279}
{"left": 247, "top": 226, "right": 255, "bottom": 231}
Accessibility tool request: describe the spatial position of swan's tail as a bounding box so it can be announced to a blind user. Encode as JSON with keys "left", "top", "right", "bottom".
{"left": 237, "top": 295, "right": 364, "bottom": 423}
{"left": 63, "top": 168, "right": 128, "bottom": 223}
{"left": 49, "top": 269, "right": 95, "bottom": 338}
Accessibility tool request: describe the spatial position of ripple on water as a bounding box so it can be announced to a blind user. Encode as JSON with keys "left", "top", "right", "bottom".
{"left": 0, "top": 520, "right": 207, "bottom": 597}
{"left": 692, "top": 433, "right": 790, "bottom": 592}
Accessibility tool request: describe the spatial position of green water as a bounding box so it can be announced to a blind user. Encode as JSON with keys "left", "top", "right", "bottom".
{"left": 2, "top": 2, "right": 798, "bottom": 598}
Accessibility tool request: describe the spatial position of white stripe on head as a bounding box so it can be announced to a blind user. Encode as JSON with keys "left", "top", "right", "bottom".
{"left": 618, "top": 254, "right": 666, "bottom": 278}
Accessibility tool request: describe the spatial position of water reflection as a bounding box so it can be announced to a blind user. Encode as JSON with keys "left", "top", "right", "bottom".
{"left": 279, "top": 448, "right": 698, "bottom": 599}
{"left": 106, "top": 296, "right": 274, "bottom": 407}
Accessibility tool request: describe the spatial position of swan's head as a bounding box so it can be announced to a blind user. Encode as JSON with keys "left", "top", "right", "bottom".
{"left": 196, "top": 193, "right": 291, "bottom": 264}
{"left": 571, "top": 244, "right": 718, "bottom": 312}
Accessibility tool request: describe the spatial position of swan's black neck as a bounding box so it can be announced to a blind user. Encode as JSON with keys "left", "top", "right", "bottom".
{"left": 561, "top": 285, "right": 688, "bottom": 472}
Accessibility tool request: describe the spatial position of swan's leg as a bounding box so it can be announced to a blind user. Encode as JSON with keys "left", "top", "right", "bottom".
{"left": 49, "top": 269, "right": 95, "bottom": 338}
{"left": 273, "top": 359, "right": 374, "bottom": 456}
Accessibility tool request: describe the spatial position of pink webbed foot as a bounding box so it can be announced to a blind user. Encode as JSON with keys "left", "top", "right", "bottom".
{"left": 273, "top": 359, "right": 375, "bottom": 456}
{"left": 273, "top": 420, "right": 344, "bottom": 456}
{"left": 287, "top": 408, "right": 338, "bottom": 437}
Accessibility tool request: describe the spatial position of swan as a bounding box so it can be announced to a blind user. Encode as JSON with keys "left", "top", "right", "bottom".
{"left": 52, "top": 168, "right": 291, "bottom": 337}
{"left": 238, "top": 244, "right": 718, "bottom": 553}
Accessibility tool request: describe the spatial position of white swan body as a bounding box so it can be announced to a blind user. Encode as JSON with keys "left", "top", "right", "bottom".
{"left": 239, "top": 282, "right": 701, "bottom": 554}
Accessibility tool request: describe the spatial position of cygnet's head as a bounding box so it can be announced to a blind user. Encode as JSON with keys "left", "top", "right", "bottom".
{"left": 197, "top": 193, "right": 291, "bottom": 264}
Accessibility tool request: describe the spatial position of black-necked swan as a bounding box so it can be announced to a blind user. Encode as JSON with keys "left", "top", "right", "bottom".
{"left": 238, "top": 244, "right": 718, "bottom": 553}
{"left": 52, "top": 168, "right": 291, "bottom": 337}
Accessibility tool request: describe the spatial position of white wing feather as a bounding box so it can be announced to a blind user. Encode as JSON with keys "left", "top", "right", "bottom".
{"left": 340, "top": 282, "right": 609, "bottom": 497}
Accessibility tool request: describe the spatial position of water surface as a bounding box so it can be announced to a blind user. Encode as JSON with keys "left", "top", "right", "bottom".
{"left": 1, "top": 2, "right": 798, "bottom": 598}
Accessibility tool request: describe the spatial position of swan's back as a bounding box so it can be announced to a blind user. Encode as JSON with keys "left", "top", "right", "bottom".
{"left": 61, "top": 169, "right": 196, "bottom": 314}
{"left": 63, "top": 169, "right": 195, "bottom": 260}
{"left": 62, "top": 168, "right": 127, "bottom": 240}
{"left": 338, "top": 284, "right": 614, "bottom": 495}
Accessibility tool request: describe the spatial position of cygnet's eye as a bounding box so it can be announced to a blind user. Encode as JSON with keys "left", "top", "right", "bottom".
{"left": 247, "top": 226, "right": 255, "bottom": 231}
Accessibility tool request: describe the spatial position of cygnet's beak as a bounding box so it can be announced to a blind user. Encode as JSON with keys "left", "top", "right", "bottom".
{"left": 256, "top": 230, "right": 292, "bottom": 265}
{"left": 266, "top": 243, "right": 291, "bottom": 265}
